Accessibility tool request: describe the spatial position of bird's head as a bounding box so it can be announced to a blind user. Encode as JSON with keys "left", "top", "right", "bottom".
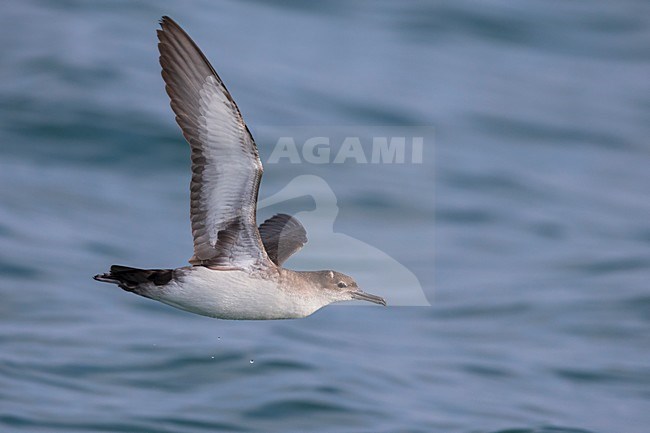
{"left": 312, "top": 270, "right": 386, "bottom": 306}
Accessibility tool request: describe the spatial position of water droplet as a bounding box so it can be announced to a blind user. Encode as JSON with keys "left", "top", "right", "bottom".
{"left": 211, "top": 356, "right": 215, "bottom": 359}
{"left": 249, "top": 359, "right": 254, "bottom": 364}
{"left": 217, "top": 337, "right": 221, "bottom": 340}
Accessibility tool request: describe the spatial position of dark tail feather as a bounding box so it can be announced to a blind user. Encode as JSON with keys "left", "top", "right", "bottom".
{"left": 93, "top": 265, "right": 173, "bottom": 291}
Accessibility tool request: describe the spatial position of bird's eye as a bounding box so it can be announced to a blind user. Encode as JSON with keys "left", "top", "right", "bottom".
{"left": 337, "top": 281, "right": 347, "bottom": 288}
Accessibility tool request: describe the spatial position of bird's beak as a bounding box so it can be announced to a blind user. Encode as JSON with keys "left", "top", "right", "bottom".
{"left": 351, "top": 290, "right": 387, "bottom": 306}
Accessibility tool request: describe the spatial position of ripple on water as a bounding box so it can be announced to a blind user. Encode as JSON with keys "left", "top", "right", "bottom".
{"left": 490, "top": 428, "right": 600, "bottom": 433}
{"left": 0, "top": 259, "right": 41, "bottom": 280}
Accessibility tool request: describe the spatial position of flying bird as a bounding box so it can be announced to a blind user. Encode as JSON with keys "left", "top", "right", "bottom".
{"left": 93, "top": 16, "right": 386, "bottom": 319}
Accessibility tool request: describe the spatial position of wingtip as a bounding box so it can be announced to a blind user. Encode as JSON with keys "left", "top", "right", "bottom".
{"left": 158, "top": 16, "right": 172, "bottom": 33}
{"left": 159, "top": 15, "right": 180, "bottom": 30}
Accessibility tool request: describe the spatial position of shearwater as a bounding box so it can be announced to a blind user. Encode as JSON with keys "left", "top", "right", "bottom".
{"left": 93, "top": 16, "right": 386, "bottom": 320}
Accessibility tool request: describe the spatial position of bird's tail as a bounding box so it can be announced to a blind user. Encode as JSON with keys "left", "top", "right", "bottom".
{"left": 93, "top": 265, "right": 173, "bottom": 291}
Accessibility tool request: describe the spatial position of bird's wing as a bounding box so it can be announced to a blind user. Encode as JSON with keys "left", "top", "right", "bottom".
{"left": 258, "top": 214, "right": 308, "bottom": 266}
{"left": 158, "top": 16, "right": 270, "bottom": 269}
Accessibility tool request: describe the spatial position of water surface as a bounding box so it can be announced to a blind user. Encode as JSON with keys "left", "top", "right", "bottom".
{"left": 1, "top": 1, "right": 649, "bottom": 432}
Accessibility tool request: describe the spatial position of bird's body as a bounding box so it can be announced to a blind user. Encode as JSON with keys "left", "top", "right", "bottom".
{"left": 100, "top": 266, "right": 339, "bottom": 320}
{"left": 94, "top": 16, "right": 386, "bottom": 319}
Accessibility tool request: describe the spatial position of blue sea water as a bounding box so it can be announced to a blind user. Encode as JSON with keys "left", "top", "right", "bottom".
{"left": 1, "top": 0, "right": 649, "bottom": 432}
